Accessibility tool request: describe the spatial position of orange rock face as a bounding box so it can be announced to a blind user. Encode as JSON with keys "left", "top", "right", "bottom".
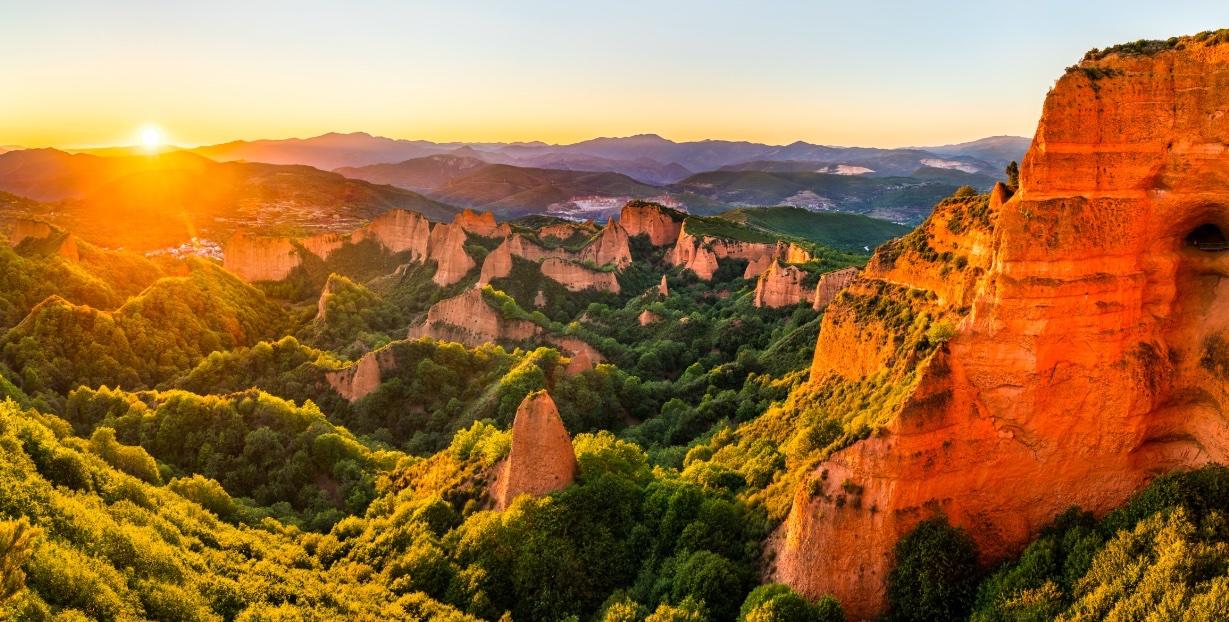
{"left": 355, "top": 209, "right": 432, "bottom": 260}
{"left": 670, "top": 223, "right": 782, "bottom": 281}
{"left": 427, "top": 222, "right": 476, "bottom": 286}
{"left": 301, "top": 232, "right": 347, "bottom": 261}
{"left": 753, "top": 261, "right": 810, "bottom": 308}
{"left": 539, "top": 258, "right": 620, "bottom": 293}
{"left": 479, "top": 225, "right": 631, "bottom": 286}
{"left": 538, "top": 221, "right": 596, "bottom": 241}
{"left": 580, "top": 221, "right": 633, "bottom": 268}
{"left": 4, "top": 219, "right": 79, "bottom": 261}
{"left": 620, "top": 201, "right": 683, "bottom": 246}
{"left": 454, "top": 209, "right": 504, "bottom": 238}
{"left": 638, "top": 309, "right": 662, "bottom": 326}
{"left": 325, "top": 346, "right": 397, "bottom": 402}
{"left": 812, "top": 267, "right": 860, "bottom": 311}
{"left": 6, "top": 218, "right": 53, "bottom": 247}
{"left": 409, "top": 289, "right": 541, "bottom": 347}
{"left": 222, "top": 232, "right": 301, "bottom": 282}
{"left": 774, "top": 38, "right": 1229, "bottom": 619}
{"left": 659, "top": 275, "right": 669, "bottom": 297}
{"left": 492, "top": 391, "right": 577, "bottom": 510}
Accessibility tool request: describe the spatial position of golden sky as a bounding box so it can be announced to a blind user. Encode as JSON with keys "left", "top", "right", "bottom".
{"left": 3, "top": 1, "right": 1228, "bottom": 149}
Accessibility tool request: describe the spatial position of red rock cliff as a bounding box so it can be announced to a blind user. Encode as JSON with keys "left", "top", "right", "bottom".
{"left": 492, "top": 391, "right": 577, "bottom": 510}
{"left": 812, "top": 267, "right": 860, "bottom": 311}
{"left": 223, "top": 232, "right": 301, "bottom": 282}
{"left": 408, "top": 289, "right": 541, "bottom": 347}
{"left": 326, "top": 346, "right": 398, "bottom": 402}
{"left": 620, "top": 201, "right": 684, "bottom": 246}
{"left": 427, "top": 222, "right": 476, "bottom": 287}
{"left": 753, "top": 260, "right": 810, "bottom": 308}
{"left": 454, "top": 209, "right": 508, "bottom": 238}
{"left": 774, "top": 36, "right": 1229, "bottom": 619}
{"left": 354, "top": 209, "right": 432, "bottom": 260}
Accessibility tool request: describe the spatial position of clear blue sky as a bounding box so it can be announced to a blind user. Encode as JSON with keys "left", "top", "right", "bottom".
{"left": 1, "top": 0, "right": 1227, "bottom": 148}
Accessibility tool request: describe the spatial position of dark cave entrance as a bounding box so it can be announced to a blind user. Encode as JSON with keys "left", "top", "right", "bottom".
{"left": 1185, "top": 223, "right": 1229, "bottom": 252}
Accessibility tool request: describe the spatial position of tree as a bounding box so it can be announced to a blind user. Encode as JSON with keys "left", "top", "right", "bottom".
{"left": 0, "top": 518, "right": 40, "bottom": 605}
{"left": 887, "top": 516, "right": 980, "bottom": 622}
{"left": 1005, "top": 161, "right": 1020, "bottom": 192}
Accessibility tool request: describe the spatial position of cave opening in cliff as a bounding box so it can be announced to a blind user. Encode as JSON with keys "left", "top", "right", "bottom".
{"left": 1185, "top": 223, "right": 1229, "bottom": 252}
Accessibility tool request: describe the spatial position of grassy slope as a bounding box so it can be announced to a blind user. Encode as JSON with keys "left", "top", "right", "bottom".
{"left": 714, "top": 205, "right": 911, "bottom": 252}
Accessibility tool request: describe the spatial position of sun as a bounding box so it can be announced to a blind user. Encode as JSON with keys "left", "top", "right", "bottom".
{"left": 138, "top": 124, "right": 164, "bottom": 151}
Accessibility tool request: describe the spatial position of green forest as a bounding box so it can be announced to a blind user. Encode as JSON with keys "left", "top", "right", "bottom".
{"left": 0, "top": 197, "right": 1226, "bottom": 622}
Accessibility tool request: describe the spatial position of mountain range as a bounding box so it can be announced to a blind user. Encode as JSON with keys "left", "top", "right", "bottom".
{"left": 190, "top": 132, "right": 1029, "bottom": 185}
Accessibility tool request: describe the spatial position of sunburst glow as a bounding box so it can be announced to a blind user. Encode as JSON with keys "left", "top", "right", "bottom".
{"left": 138, "top": 124, "right": 163, "bottom": 151}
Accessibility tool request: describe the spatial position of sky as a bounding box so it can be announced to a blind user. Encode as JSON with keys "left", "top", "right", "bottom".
{"left": 2, "top": 1, "right": 1228, "bottom": 149}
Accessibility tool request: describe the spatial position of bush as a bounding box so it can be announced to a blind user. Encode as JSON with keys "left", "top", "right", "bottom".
{"left": 887, "top": 516, "right": 980, "bottom": 622}
{"left": 740, "top": 583, "right": 844, "bottom": 622}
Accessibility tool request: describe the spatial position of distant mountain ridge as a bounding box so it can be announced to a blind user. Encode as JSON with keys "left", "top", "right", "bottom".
{"left": 186, "top": 132, "right": 1028, "bottom": 185}
{"left": 0, "top": 147, "right": 457, "bottom": 250}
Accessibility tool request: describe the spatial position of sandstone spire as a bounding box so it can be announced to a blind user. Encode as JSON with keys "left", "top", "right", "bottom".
{"left": 492, "top": 391, "right": 577, "bottom": 510}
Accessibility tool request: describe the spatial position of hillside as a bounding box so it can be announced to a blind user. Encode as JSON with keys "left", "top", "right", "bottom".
{"left": 713, "top": 206, "right": 910, "bottom": 252}
{"left": 0, "top": 149, "right": 459, "bottom": 249}
{"left": 427, "top": 164, "right": 666, "bottom": 219}
{"left": 672, "top": 169, "right": 990, "bottom": 224}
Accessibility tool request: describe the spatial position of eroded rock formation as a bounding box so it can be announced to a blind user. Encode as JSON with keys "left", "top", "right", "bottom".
{"left": 408, "top": 289, "right": 541, "bottom": 347}
{"left": 812, "top": 267, "right": 860, "bottom": 311}
{"left": 580, "top": 221, "right": 633, "bottom": 268}
{"left": 223, "top": 233, "right": 301, "bottom": 282}
{"left": 454, "top": 209, "right": 508, "bottom": 238}
{"left": 670, "top": 222, "right": 785, "bottom": 281}
{"left": 301, "top": 232, "right": 347, "bottom": 261}
{"left": 753, "top": 260, "right": 810, "bottom": 308}
{"left": 354, "top": 209, "right": 432, "bottom": 260}
{"left": 326, "top": 347, "right": 398, "bottom": 402}
{"left": 539, "top": 221, "right": 596, "bottom": 241}
{"left": 539, "top": 258, "right": 620, "bottom": 293}
{"left": 620, "top": 201, "right": 684, "bottom": 246}
{"left": 773, "top": 36, "right": 1229, "bottom": 619}
{"left": 427, "top": 222, "right": 476, "bottom": 286}
{"left": 491, "top": 391, "right": 577, "bottom": 510}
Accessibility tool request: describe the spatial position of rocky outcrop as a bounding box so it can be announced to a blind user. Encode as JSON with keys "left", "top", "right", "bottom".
{"left": 7, "top": 219, "right": 52, "bottom": 246}
{"left": 638, "top": 310, "right": 661, "bottom": 326}
{"left": 549, "top": 336, "right": 605, "bottom": 368}
{"left": 222, "top": 233, "right": 301, "bottom": 282}
{"left": 301, "top": 232, "right": 347, "bottom": 261}
{"left": 454, "top": 209, "right": 508, "bottom": 238}
{"left": 539, "top": 221, "right": 596, "bottom": 241}
{"left": 479, "top": 223, "right": 631, "bottom": 285}
{"left": 5, "top": 219, "right": 80, "bottom": 261}
{"left": 491, "top": 391, "right": 577, "bottom": 510}
{"left": 812, "top": 267, "right": 860, "bottom": 311}
{"left": 753, "top": 261, "right": 810, "bottom": 308}
{"left": 670, "top": 223, "right": 785, "bottom": 281}
{"left": 539, "top": 258, "right": 620, "bottom": 293}
{"left": 326, "top": 347, "right": 397, "bottom": 402}
{"left": 773, "top": 35, "right": 1229, "bottom": 619}
{"left": 427, "top": 222, "right": 476, "bottom": 286}
{"left": 580, "top": 221, "right": 633, "bottom": 268}
{"left": 659, "top": 275, "right": 669, "bottom": 297}
{"left": 409, "top": 289, "right": 541, "bottom": 347}
{"left": 620, "top": 201, "right": 684, "bottom": 246}
{"left": 354, "top": 209, "right": 432, "bottom": 260}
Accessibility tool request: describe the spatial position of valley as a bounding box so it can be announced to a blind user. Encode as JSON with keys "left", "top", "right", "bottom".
{"left": 2, "top": 13, "right": 1229, "bottom": 622}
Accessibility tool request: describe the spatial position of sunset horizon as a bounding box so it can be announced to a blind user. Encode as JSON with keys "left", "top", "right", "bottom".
{"left": 4, "top": 4, "right": 1229, "bottom": 622}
